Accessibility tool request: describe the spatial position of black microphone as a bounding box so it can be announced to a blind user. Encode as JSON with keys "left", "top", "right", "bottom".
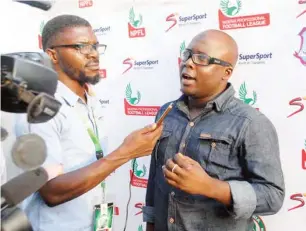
{"left": 1, "top": 206, "right": 33, "bottom": 231}
{"left": 1, "top": 168, "right": 48, "bottom": 210}
{"left": 0, "top": 167, "right": 52, "bottom": 231}
{"left": 14, "top": 0, "right": 54, "bottom": 11}
{"left": 1, "top": 160, "right": 63, "bottom": 231}
{"left": 1, "top": 127, "right": 8, "bottom": 141}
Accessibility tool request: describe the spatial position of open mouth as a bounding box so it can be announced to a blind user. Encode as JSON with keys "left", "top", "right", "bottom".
{"left": 182, "top": 73, "right": 195, "bottom": 80}
{"left": 86, "top": 63, "right": 100, "bottom": 70}
{"left": 181, "top": 73, "right": 196, "bottom": 85}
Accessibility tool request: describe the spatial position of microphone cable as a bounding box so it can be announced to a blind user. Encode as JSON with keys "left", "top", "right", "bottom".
{"left": 123, "top": 158, "right": 137, "bottom": 231}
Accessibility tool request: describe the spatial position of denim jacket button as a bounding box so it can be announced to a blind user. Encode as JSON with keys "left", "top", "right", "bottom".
{"left": 189, "top": 122, "right": 194, "bottom": 127}
{"left": 169, "top": 217, "right": 175, "bottom": 223}
{"left": 171, "top": 191, "right": 175, "bottom": 196}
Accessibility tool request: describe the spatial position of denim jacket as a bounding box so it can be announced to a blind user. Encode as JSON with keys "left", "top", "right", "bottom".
{"left": 143, "top": 83, "right": 285, "bottom": 231}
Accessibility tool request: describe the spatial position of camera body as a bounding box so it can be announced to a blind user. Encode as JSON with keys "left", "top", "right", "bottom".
{"left": 1, "top": 52, "right": 61, "bottom": 231}
{"left": 1, "top": 53, "right": 61, "bottom": 123}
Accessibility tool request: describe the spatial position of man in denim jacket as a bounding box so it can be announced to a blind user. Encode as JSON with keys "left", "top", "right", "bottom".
{"left": 143, "top": 29, "right": 285, "bottom": 231}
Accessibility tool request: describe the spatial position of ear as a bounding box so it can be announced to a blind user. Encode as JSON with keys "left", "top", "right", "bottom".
{"left": 45, "top": 48, "right": 59, "bottom": 64}
{"left": 222, "top": 67, "right": 233, "bottom": 80}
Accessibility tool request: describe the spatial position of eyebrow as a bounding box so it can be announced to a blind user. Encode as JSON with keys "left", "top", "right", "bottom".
{"left": 188, "top": 48, "right": 208, "bottom": 55}
{"left": 74, "top": 40, "right": 99, "bottom": 45}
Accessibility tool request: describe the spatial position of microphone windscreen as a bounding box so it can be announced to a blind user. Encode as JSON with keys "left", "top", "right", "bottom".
{"left": 11, "top": 134, "right": 47, "bottom": 170}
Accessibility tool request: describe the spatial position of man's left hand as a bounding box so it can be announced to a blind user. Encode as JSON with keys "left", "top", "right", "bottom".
{"left": 163, "top": 153, "right": 214, "bottom": 197}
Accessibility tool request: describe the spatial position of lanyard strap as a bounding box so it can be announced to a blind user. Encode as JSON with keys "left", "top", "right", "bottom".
{"left": 61, "top": 97, "right": 104, "bottom": 159}
{"left": 81, "top": 112, "right": 104, "bottom": 160}
{"left": 61, "top": 96, "right": 106, "bottom": 203}
{"left": 82, "top": 112, "right": 106, "bottom": 203}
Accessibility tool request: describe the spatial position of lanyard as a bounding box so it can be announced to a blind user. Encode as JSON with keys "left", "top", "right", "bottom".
{"left": 79, "top": 107, "right": 104, "bottom": 160}
{"left": 61, "top": 96, "right": 106, "bottom": 202}
{"left": 61, "top": 97, "right": 104, "bottom": 159}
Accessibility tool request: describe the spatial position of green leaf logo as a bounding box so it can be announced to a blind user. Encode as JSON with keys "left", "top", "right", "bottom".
{"left": 220, "top": 0, "right": 242, "bottom": 16}
{"left": 239, "top": 82, "right": 257, "bottom": 105}
{"left": 180, "top": 41, "right": 186, "bottom": 56}
{"left": 138, "top": 225, "right": 143, "bottom": 231}
{"left": 131, "top": 159, "right": 147, "bottom": 178}
{"left": 40, "top": 21, "right": 45, "bottom": 35}
{"left": 129, "top": 7, "right": 143, "bottom": 27}
{"left": 252, "top": 216, "right": 266, "bottom": 231}
{"left": 125, "top": 83, "right": 141, "bottom": 105}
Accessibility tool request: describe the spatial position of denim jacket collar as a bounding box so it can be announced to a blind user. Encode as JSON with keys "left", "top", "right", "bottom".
{"left": 176, "top": 83, "right": 235, "bottom": 114}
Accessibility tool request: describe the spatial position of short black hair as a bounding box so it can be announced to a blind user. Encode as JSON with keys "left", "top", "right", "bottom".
{"left": 42, "top": 14, "right": 91, "bottom": 51}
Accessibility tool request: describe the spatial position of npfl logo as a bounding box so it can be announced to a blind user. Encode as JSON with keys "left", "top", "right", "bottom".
{"left": 79, "top": 0, "right": 93, "bottom": 8}
{"left": 218, "top": 0, "right": 270, "bottom": 30}
{"left": 124, "top": 83, "right": 160, "bottom": 116}
{"left": 128, "top": 7, "right": 146, "bottom": 38}
{"left": 130, "top": 159, "right": 148, "bottom": 188}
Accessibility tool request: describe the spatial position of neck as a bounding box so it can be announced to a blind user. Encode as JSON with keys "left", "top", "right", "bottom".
{"left": 188, "top": 97, "right": 210, "bottom": 109}
{"left": 188, "top": 84, "right": 228, "bottom": 110}
{"left": 59, "top": 76, "right": 87, "bottom": 103}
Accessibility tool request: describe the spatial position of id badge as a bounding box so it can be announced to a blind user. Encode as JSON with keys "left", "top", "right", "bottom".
{"left": 93, "top": 202, "right": 114, "bottom": 231}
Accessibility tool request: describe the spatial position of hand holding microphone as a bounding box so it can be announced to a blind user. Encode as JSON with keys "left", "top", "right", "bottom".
{"left": 119, "top": 123, "right": 163, "bottom": 159}
{"left": 118, "top": 103, "right": 173, "bottom": 159}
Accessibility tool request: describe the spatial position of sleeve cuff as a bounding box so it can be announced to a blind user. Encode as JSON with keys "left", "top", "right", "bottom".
{"left": 227, "top": 180, "right": 257, "bottom": 219}
{"left": 142, "top": 206, "right": 155, "bottom": 223}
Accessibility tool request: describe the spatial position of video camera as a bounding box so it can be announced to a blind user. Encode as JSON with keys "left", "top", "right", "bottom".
{"left": 1, "top": 51, "right": 61, "bottom": 231}
{"left": 1, "top": 52, "right": 61, "bottom": 122}
{"left": 1, "top": 1, "right": 59, "bottom": 230}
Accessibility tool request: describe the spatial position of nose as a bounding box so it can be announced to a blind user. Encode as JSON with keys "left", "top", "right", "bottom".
{"left": 87, "top": 46, "right": 99, "bottom": 59}
{"left": 184, "top": 55, "right": 195, "bottom": 69}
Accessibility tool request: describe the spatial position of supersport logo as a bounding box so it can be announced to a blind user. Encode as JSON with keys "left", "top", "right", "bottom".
{"left": 287, "top": 96, "right": 306, "bottom": 118}
{"left": 134, "top": 202, "right": 144, "bottom": 215}
{"left": 165, "top": 13, "right": 177, "bottom": 32}
{"left": 297, "top": 10, "right": 306, "bottom": 18}
{"left": 122, "top": 58, "right": 134, "bottom": 74}
{"left": 288, "top": 193, "right": 306, "bottom": 211}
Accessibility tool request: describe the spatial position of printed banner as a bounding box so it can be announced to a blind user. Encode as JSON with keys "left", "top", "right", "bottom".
{"left": 7, "top": 0, "right": 305, "bottom": 231}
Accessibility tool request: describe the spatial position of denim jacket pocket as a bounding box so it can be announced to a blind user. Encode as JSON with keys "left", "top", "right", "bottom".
{"left": 197, "top": 131, "right": 233, "bottom": 178}
{"left": 154, "top": 129, "right": 172, "bottom": 166}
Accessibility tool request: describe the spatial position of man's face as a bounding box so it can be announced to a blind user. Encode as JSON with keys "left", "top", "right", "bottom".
{"left": 179, "top": 36, "right": 231, "bottom": 99}
{"left": 51, "top": 26, "right": 101, "bottom": 85}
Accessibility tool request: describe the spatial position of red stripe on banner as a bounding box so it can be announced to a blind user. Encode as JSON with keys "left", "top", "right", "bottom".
{"left": 302, "top": 149, "right": 306, "bottom": 170}
{"left": 114, "top": 206, "right": 119, "bottom": 215}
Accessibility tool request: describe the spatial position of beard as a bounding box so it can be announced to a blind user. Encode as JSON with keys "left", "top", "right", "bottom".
{"left": 77, "top": 71, "right": 100, "bottom": 86}
{"left": 58, "top": 57, "right": 101, "bottom": 86}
